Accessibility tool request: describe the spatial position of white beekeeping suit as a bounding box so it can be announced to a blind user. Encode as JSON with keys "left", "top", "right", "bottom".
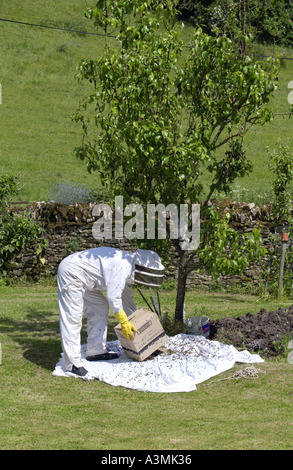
{"left": 57, "top": 247, "right": 164, "bottom": 376}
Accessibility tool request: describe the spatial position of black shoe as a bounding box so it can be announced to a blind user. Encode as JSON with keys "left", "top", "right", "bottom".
{"left": 86, "top": 352, "right": 119, "bottom": 361}
{"left": 71, "top": 365, "right": 88, "bottom": 376}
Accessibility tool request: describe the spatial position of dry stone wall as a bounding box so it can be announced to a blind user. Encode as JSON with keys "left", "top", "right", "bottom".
{"left": 9, "top": 199, "right": 281, "bottom": 288}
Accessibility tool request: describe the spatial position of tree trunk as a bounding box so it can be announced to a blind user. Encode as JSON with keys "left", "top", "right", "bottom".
{"left": 174, "top": 250, "right": 188, "bottom": 323}
{"left": 175, "top": 271, "right": 187, "bottom": 323}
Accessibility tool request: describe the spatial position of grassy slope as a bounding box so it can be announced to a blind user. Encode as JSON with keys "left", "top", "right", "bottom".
{"left": 238, "top": 46, "right": 293, "bottom": 204}
{"left": 0, "top": 2, "right": 292, "bottom": 203}
{"left": 0, "top": 1, "right": 105, "bottom": 201}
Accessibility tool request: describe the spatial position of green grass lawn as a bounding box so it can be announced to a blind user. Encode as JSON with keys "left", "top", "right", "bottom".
{"left": 1, "top": 283, "right": 292, "bottom": 450}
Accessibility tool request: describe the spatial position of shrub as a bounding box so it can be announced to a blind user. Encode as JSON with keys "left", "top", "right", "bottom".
{"left": 0, "top": 173, "right": 47, "bottom": 276}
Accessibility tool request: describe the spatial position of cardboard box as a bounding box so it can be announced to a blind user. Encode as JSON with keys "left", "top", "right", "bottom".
{"left": 114, "top": 308, "right": 168, "bottom": 361}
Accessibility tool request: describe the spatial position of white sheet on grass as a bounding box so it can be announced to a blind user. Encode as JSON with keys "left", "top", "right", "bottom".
{"left": 52, "top": 334, "right": 264, "bottom": 393}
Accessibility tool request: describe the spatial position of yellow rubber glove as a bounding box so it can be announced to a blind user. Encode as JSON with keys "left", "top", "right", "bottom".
{"left": 115, "top": 310, "right": 137, "bottom": 341}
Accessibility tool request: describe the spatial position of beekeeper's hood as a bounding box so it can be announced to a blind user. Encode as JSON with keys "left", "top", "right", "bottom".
{"left": 134, "top": 249, "right": 165, "bottom": 288}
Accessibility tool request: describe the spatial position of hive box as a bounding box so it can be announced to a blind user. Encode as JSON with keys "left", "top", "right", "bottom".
{"left": 114, "top": 308, "right": 168, "bottom": 361}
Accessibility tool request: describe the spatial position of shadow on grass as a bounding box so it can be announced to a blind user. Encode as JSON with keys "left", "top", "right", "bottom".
{"left": 0, "top": 307, "right": 119, "bottom": 371}
{"left": 0, "top": 307, "right": 61, "bottom": 371}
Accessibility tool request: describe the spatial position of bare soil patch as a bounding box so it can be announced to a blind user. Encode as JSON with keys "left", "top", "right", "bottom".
{"left": 210, "top": 305, "right": 293, "bottom": 357}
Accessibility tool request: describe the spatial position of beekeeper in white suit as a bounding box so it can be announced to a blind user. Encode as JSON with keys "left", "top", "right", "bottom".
{"left": 57, "top": 246, "right": 165, "bottom": 377}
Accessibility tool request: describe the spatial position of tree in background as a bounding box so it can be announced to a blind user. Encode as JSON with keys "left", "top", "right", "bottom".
{"left": 178, "top": 0, "right": 293, "bottom": 47}
{"left": 74, "top": 0, "right": 278, "bottom": 321}
{"left": 261, "top": 142, "right": 293, "bottom": 297}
